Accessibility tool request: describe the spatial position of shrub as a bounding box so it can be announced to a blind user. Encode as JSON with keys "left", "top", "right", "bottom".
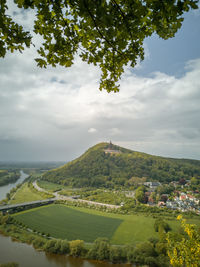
{"left": 69, "top": 240, "right": 84, "bottom": 257}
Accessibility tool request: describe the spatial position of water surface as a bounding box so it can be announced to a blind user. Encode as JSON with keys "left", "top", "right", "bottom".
{"left": 0, "top": 234, "right": 129, "bottom": 267}
{"left": 0, "top": 170, "right": 28, "bottom": 201}
{"left": 0, "top": 171, "right": 130, "bottom": 267}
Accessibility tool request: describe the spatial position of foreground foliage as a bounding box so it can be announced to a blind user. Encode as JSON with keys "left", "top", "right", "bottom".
{"left": 167, "top": 215, "right": 200, "bottom": 267}
{"left": 0, "top": 1, "right": 199, "bottom": 92}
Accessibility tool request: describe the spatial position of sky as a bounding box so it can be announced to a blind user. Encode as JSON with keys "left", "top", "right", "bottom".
{"left": 0, "top": 3, "right": 200, "bottom": 162}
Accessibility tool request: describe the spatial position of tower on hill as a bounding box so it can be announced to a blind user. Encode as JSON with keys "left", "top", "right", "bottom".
{"left": 104, "top": 141, "right": 122, "bottom": 154}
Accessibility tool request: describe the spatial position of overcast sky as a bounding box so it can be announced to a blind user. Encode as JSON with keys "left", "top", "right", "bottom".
{"left": 0, "top": 4, "right": 200, "bottom": 161}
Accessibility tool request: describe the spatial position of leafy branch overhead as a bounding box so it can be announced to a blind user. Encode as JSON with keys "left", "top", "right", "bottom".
{"left": 0, "top": 0, "right": 199, "bottom": 92}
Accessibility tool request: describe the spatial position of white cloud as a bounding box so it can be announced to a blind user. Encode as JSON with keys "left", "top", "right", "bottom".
{"left": 0, "top": 6, "right": 200, "bottom": 161}
{"left": 88, "top": 128, "right": 97, "bottom": 133}
{"left": 0, "top": 53, "right": 200, "bottom": 160}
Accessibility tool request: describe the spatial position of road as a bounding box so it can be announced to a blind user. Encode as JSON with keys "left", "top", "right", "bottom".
{"left": 32, "top": 181, "right": 120, "bottom": 209}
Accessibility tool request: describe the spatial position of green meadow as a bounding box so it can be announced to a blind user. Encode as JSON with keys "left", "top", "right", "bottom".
{"left": 12, "top": 204, "right": 190, "bottom": 244}
{"left": 37, "top": 180, "right": 63, "bottom": 192}
{"left": 13, "top": 205, "right": 122, "bottom": 243}
{"left": 10, "top": 183, "right": 52, "bottom": 204}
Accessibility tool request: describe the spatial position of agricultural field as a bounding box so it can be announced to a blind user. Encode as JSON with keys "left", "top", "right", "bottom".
{"left": 12, "top": 204, "right": 197, "bottom": 245}
{"left": 13, "top": 204, "right": 123, "bottom": 242}
{"left": 10, "top": 183, "right": 52, "bottom": 204}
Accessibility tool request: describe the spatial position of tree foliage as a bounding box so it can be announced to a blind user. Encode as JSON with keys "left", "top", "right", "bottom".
{"left": 154, "top": 218, "right": 171, "bottom": 233}
{"left": 43, "top": 142, "right": 200, "bottom": 188}
{"left": 167, "top": 215, "right": 200, "bottom": 267}
{"left": 0, "top": 0, "right": 199, "bottom": 92}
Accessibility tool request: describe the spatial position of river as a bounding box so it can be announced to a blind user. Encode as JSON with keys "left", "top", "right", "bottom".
{"left": 0, "top": 170, "right": 29, "bottom": 201}
{"left": 0, "top": 234, "right": 129, "bottom": 267}
{"left": 0, "top": 171, "right": 130, "bottom": 267}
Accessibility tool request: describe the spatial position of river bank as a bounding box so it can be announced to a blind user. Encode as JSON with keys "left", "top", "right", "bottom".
{"left": 0, "top": 234, "right": 130, "bottom": 267}
{"left": 0, "top": 171, "right": 29, "bottom": 201}
{"left": 0, "top": 172, "right": 131, "bottom": 267}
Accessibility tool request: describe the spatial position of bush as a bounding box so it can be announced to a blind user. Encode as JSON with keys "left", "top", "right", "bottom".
{"left": 87, "top": 238, "right": 110, "bottom": 261}
{"left": 109, "top": 246, "right": 127, "bottom": 263}
{"left": 154, "top": 219, "right": 171, "bottom": 233}
{"left": 32, "top": 237, "right": 46, "bottom": 249}
{"left": 69, "top": 240, "right": 84, "bottom": 257}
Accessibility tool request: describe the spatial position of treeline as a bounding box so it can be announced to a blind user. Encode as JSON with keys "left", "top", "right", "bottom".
{"left": 43, "top": 143, "right": 200, "bottom": 188}
{"left": 0, "top": 170, "right": 20, "bottom": 186}
{"left": 0, "top": 214, "right": 170, "bottom": 267}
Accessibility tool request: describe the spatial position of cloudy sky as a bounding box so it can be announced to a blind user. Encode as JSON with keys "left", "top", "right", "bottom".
{"left": 0, "top": 3, "right": 200, "bottom": 161}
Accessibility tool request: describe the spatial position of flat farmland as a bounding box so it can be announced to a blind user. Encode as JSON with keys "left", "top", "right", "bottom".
{"left": 13, "top": 204, "right": 198, "bottom": 245}
{"left": 13, "top": 204, "right": 123, "bottom": 243}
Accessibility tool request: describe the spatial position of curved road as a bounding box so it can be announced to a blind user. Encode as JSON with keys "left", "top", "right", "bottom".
{"left": 32, "top": 181, "right": 120, "bottom": 209}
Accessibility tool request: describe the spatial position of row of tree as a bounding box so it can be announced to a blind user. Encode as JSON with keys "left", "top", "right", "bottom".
{"left": 0, "top": 211, "right": 199, "bottom": 266}
{"left": 0, "top": 171, "right": 20, "bottom": 186}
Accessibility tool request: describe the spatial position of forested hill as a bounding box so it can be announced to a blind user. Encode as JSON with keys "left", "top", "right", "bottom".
{"left": 42, "top": 142, "right": 200, "bottom": 188}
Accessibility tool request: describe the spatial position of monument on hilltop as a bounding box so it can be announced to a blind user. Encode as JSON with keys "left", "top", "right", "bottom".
{"left": 104, "top": 141, "right": 122, "bottom": 154}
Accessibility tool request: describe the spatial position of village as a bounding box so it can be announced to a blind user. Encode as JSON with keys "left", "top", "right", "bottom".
{"left": 142, "top": 180, "right": 200, "bottom": 214}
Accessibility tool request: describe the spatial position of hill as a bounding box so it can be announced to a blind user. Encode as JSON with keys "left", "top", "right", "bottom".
{"left": 42, "top": 142, "right": 200, "bottom": 188}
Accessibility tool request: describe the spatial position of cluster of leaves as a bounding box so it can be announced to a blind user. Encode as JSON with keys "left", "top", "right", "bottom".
{"left": 167, "top": 215, "right": 200, "bottom": 267}
{"left": 135, "top": 185, "right": 147, "bottom": 203}
{"left": 0, "top": 0, "right": 31, "bottom": 57}
{"left": 43, "top": 143, "right": 200, "bottom": 188}
{"left": 1, "top": 0, "right": 199, "bottom": 91}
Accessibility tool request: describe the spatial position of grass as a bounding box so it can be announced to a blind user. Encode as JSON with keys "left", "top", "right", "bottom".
{"left": 10, "top": 183, "right": 49, "bottom": 204}
{"left": 37, "top": 180, "right": 63, "bottom": 192}
{"left": 81, "top": 189, "right": 126, "bottom": 205}
{"left": 12, "top": 204, "right": 200, "bottom": 245}
{"left": 65, "top": 206, "right": 161, "bottom": 244}
{"left": 13, "top": 204, "right": 123, "bottom": 243}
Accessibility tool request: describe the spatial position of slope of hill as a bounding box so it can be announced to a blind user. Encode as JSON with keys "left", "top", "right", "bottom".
{"left": 42, "top": 142, "right": 200, "bottom": 187}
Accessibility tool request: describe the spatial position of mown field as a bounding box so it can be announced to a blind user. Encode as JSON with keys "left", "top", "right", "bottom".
{"left": 10, "top": 183, "right": 52, "bottom": 204}
{"left": 12, "top": 204, "right": 197, "bottom": 245}
{"left": 13, "top": 204, "right": 123, "bottom": 242}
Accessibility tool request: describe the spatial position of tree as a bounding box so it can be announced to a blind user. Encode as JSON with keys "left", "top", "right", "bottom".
{"left": 190, "top": 177, "right": 198, "bottom": 185}
{"left": 167, "top": 215, "right": 200, "bottom": 267}
{"left": 69, "top": 240, "right": 84, "bottom": 257}
{"left": 0, "top": 0, "right": 199, "bottom": 92}
{"left": 135, "top": 185, "right": 146, "bottom": 203}
{"left": 154, "top": 218, "right": 171, "bottom": 233}
{"left": 87, "top": 237, "right": 110, "bottom": 261}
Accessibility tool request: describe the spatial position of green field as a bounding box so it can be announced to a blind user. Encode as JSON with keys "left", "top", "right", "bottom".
{"left": 13, "top": 204, "right": 123, "bottom": 242}
{"left": 12, "top": 204, "right": 193, "bottom": 244}
{"left": 37, "top": 180, "right": 63, "bottom": 192}
{"left": 10, "top": 183, "right": 50, "bottom": 204}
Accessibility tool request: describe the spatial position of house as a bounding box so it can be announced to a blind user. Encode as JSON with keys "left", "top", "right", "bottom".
{"left": 144, "top": 182, "right": 160, "bottom": 189}
{"left": 179, "top": 194, "right": 187, "bottom": 201}
{"left": 158, "top": 201, "right": 166, "bottom": 207}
